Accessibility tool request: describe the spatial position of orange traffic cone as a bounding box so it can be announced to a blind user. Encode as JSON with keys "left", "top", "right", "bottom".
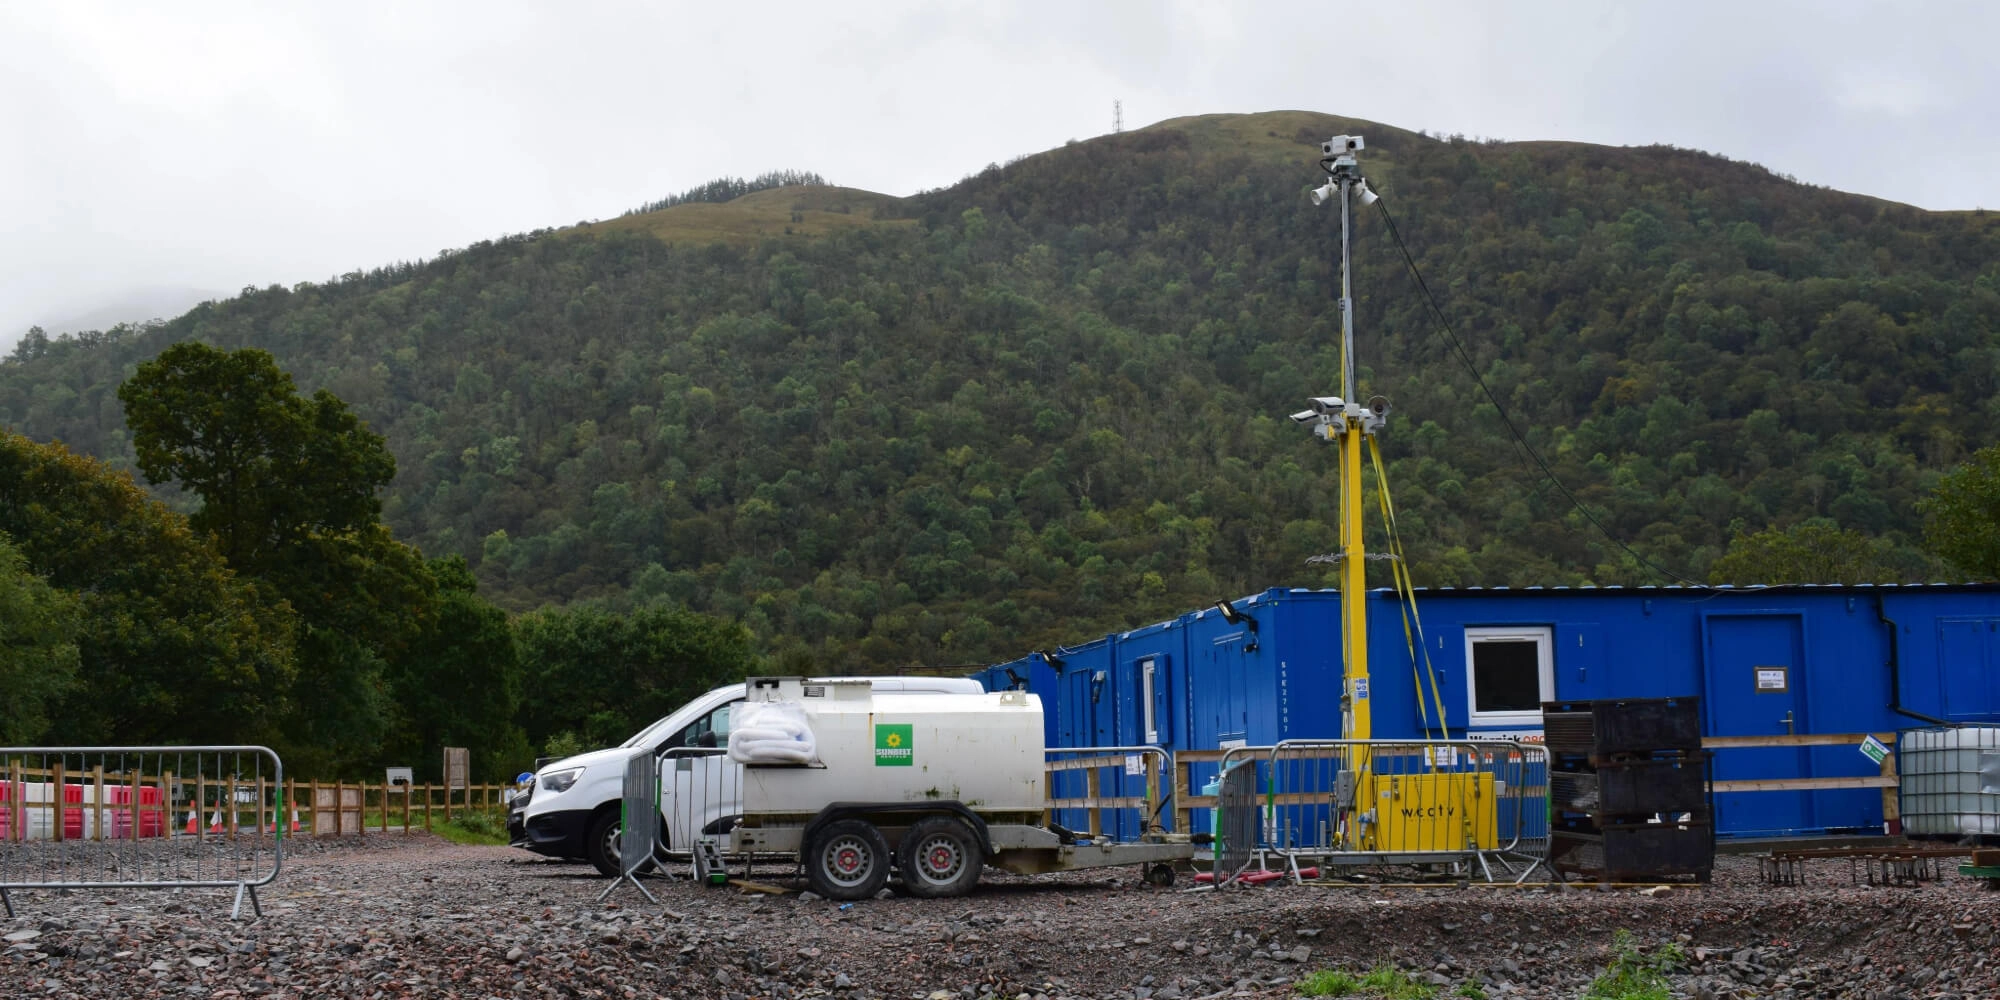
{"left": 290, "top": 807, "right": 301, "bottom": 834}
{"left": 184, "top": 809, "right": 198, "bottom": 835}
{"left": 207, "top": 810, "right": 224, "bottom": 834}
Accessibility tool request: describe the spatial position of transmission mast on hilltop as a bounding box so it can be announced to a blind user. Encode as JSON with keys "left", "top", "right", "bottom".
{"left": 1113, "top": 100, "right": 1123, "bottom": 134}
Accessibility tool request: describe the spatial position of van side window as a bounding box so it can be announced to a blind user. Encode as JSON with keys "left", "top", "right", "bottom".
{"left": 675, "top": 700, "right": 738, "bottom": 748}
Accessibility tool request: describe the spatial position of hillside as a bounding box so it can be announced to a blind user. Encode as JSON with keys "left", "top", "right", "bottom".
{"left": 4, "top": 110, "right": 1999, "bottom": 670}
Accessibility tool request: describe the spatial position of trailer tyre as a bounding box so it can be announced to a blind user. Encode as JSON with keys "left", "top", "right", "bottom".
{"left": 807, "top": 819, "right": 891, "bottom": 900}
{"left": 897, "top": 816, "right": 983, "bottom": 898}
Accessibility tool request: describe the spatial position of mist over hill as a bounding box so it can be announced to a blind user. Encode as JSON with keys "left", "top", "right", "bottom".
{"left": 5, "top": 110, "right": 1997, "bottom": 669}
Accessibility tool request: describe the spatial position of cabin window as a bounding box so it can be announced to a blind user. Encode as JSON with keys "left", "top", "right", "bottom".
{"left": 1140, "top": 657, "right": 1160, "bottom": 744}
{"left": 1463, "top": 627, "right": 1554, "bottom": 727}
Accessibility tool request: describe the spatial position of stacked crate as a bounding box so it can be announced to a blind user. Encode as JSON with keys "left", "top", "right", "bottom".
{"left": 1544, "top": 696, "right": 1714, "bottom": 882}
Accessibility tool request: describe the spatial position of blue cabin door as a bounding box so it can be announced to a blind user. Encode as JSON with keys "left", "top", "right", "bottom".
{"left": 1705, "top": 614, "right": 1811, "bottom": 836}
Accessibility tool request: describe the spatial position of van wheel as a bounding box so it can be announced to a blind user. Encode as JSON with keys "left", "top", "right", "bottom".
{"left": 586, "top": 810, "right": 663, "bottom": 878}
{"left": 807, "top": 819, "right": 891, "bottom": 900}
{"left": 897, "top": 816, "right": 983, "bottom": 898}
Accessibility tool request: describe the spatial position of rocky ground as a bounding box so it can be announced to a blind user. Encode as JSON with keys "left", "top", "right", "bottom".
{"left": 3, "top": 836, "right": 1997, "bottom": 999}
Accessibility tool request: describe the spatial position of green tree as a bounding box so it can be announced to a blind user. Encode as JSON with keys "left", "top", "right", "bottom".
{"left": 383, "top": 556, "right": 532, "bottom": 781}
{"left": 1708, "top": 521, "right": 1888, "bottom": 584}
{"left": 118, "top": 342, "right": 395, "bottom": 572}
{"left": 517, "top": 605, "right": 757, "bottom": 751}
{"left": 1920, "top": 442, "right": 2000, "bottom": 579}
{"left": 118, "top": 343, "right": 432, "bottom": 773}
{"left": 0, "top": 431, "right": 294, "bottom": 743}
{"left": 0, "top": 533, "right": 83, "bottom": 742}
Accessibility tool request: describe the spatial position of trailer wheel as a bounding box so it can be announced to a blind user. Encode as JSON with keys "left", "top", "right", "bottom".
{"left": 807, "top": 819, "right": 891, "bottom": 900}
{"left": 897, "top": 816, "right": 983, "bottom": 898}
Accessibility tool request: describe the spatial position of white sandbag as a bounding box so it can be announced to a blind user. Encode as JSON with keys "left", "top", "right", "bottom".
{"left": 729, "top": 700, "right": 818, "bottom": 764}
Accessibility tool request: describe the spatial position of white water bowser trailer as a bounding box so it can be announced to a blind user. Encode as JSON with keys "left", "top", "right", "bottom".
{"left": 724, "top": 677, "right": 1190, "bottom": 899}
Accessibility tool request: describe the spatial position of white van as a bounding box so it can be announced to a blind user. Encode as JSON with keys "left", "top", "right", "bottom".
{"left": 508, "top": 675, "right": 984, "bottom": 876}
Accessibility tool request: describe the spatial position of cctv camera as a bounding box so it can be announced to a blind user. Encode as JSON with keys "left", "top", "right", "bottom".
{"left": 1309, "top": 395, "right": 1345, "bottom": 415}
{"left": 1290, "top": 409, "right": 1319, "bottom": 424}
{"left": 1321, "top": 135, "right": 1364, "bottom": 158}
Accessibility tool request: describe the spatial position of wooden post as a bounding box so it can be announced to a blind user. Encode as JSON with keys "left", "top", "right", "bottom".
{"left": 1881, "top": 748, "right": 1901, "bottom": 833}
{"left": 128, "top": 768, "right": 140, "bottom": 843}
{"left": 93, "top": 765, "right": 105, "bottom": 842}
{"left": 52, "top": 760, "right": 65, "bottom": 844}
{"left": 423, "top": 783, "right": 433, "bottom": 833}
{"left": 195, "top": 771, "right": 207, "bottom": 842}
{"left": 255, "top": 774, "right": 266, "bottom": 835}
{"left": 444, "top": 779, "right": 453, "bottom": 824}
{"left": 309, "top": 778, "right": 320, "bottom": 838}
{"left": 1173, "top": 756, "right": 1191, "bottom": 836}
{"left": 1085, "top": 768, "right": 1102, "bottom": 837}
{"left": 161, "top": 770, "right": 175, "bottom": 841}
{"left": 402, "top": 780, "right": 412, "bottom": 834}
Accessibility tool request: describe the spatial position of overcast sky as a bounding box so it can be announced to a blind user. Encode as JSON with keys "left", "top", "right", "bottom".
{"left": 4, "top": 1, "right": 1996, "bottom": 354}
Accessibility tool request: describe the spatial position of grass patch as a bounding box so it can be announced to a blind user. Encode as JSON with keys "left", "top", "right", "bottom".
{"left": 431, "top": 810, "right": 510, "bottom": 845}
{"left": 1297, "top": 970, "right": 1362, "bottom": 997}
{"left": 1297, "top": 966, "right": 1436, "bottom": 999}
{"left": 1583, "top": 930, "right": 1683, "bottom": 1000}
{"left": 1454, "top": 984, "right": 1487, "bottom": 999}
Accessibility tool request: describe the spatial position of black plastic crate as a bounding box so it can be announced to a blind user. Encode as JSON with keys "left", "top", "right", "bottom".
{"left": 1550, "top": 820, "right": 1714, "bottom": 881}
{"left": 1550, "top": 755, "right": 1709, "bottom": 817}
{"left": 1542, "top": 696, "right": 1702, "bottom": 757}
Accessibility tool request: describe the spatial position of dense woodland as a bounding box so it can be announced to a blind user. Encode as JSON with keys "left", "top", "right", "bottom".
{"left": 5, "top": 111, "right": 2000, "bottom": 775}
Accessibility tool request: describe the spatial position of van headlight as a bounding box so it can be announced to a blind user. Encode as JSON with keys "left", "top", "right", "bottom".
{"left": 538, "top": 767, "right": 584, "bottom": 794}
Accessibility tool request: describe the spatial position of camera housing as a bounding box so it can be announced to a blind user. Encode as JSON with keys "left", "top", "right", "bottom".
{"left": 1321, "top": 135, "right": 1364, "bottom": 158}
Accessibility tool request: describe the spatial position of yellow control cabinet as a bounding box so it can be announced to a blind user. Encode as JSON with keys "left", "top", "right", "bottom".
{"left": 1373, "top": 770, "right": 1498, "bottom": 851}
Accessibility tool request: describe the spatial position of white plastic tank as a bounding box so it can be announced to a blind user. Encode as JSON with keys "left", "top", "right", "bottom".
{"left": 736, "top": 677, "right": 1046, "bottom": 820}
{"left": 1899, "top": 726, "right": 2000, "bottom": 837}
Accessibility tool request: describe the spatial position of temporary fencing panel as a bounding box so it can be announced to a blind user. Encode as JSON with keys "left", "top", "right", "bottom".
{"left": 1213, "top": 758, "right": 1260, "bottom": 885}
{"left": 597, "top": 748, "right": 661, "bottom": 904}
{"left": 1189, "top": 739, "right": 1547, "bottom": 884}
{"left": 657, "top": 746, "right": 747, "bottom": 879}
{"left": 0, "top": 747, "right": 283, "bottom": 919}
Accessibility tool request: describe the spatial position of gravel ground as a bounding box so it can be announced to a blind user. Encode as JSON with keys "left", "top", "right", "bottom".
{"left": 3, "top": 836, "right": 1997, "bottom": 999}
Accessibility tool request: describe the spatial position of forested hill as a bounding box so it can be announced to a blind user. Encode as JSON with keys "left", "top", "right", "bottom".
{"left": 5, "top": 110, "right": 1999, "bottom": 671}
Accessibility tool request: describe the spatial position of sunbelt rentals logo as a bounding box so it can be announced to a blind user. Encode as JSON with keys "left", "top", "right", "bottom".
{"left": 875, "top": 723, "right": 914, "bottom": 766}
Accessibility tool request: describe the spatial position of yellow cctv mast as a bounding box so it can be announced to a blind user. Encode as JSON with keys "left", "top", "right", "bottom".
{"left": 1291, "top": 135, "right": 1390, "bottom": 848}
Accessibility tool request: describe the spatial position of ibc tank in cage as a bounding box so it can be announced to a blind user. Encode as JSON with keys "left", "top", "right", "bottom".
{"left": 1899, "top": 727, "right": 2000, "bottom": 838}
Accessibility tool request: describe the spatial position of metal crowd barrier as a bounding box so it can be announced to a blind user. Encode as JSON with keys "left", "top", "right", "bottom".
{"left": 1044, "top": 745, "right": 1172, "bottom": 842}
{"left": 1211, "top": 739, "right": 1548, "bottom": 885}
{"left": 655, "top": 746, "right": 773, "bottom": 880}
{"left": 0, "top": 746, "right": 284, "bottom": 919}
{"left": 1214, "top": 760, "right": 1261, "bottom": 885}
{"left": 597, "top": 747, "right": 662, "bottom": 903}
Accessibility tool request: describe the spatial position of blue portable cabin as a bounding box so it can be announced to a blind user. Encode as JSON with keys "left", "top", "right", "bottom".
{"left": 984, "top": 583, "right": 2000, "bottom": 839}
{"left": 982, "top": 590, "right": 1348, "bottom": 839}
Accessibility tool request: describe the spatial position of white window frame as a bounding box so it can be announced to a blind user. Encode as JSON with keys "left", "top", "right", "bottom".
{"left": 1463, "top": 626, "right": 1554, "bottom": 727}
{"left": 1139, "top": 657, "right": 1160, "bottom": 744}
